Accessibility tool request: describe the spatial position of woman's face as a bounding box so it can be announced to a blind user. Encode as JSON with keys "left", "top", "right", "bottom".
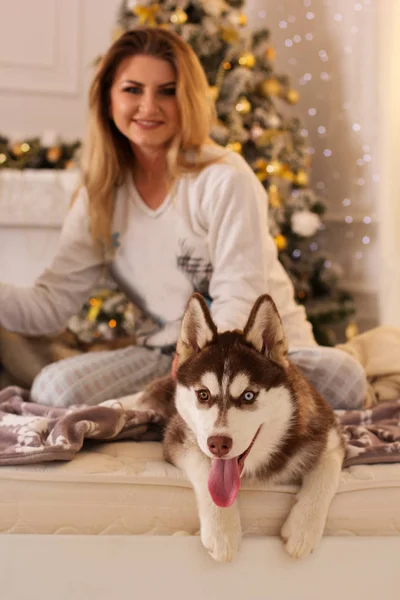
{"left": 109, "top": 54, "right": 180, "bottom": 153}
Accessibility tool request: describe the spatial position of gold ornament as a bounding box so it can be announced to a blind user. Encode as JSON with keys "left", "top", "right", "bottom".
{"left": 256, "top": 171, "right": 267, "bottom": 182}
{"left": 238, "top": 12, "right": 247, "bottom": 26}
{"left": 266, "top": 160, "right": 284, "bottom": 176}
{"left": 274, "top": 234, "right": 287, "bottom": 251}
{"left": 208, "top": 85, "right": 219, "bottom": 102}
{"left": 286, "top": 89, "right": 300, "bottom": 104}
{"left": 345, "top": 321, "right": 359, "bottom": 341}
{"left": 0, "top": 153, "right": 7, "bottom": 165}
{"left": 221, "top": 27, "right": 239, "bottom": 43}
{"left": 11, "top": 143, "right": 23, "bottom": 157}
{"left": 46, "top": 146, "right": 62, "bottom": 163}
{"left": 268, "top": 184, "right": 281, "bottom": 208}
{"left": 133, "top": 3, "right": 160, "bottom": 26}
{"left": 235, "top": 96, "right": 251, "bottom": 115}
{"left": 254, "top": 158, "right": 267, "bottom": 170}
{"left": 170, "top": 8, "right": 187, "bottom": 24}
{"left": 87, "top": 299, "right": 102, "bottom": 323}
{"left": 265, "top": 47, "right": 276, "bottom": 61}
{"left": 108, "top": 319, "right": 117, "bottom": 328}
{"left": 223, "top": 61, "right": 232, "bottom": 70}
{"left": 226, "top": 141, "right": 242, "bottom": 153}
{"left": 21, "top": 143, "right": 30, "bottom": 153}
{"left": 281, "top": 166, "right": 295, "bottom": 182}
{"left": 111, "top": 25, "right": 125, "bottom": 42}
{"left": 254, "top": 129, "right": 280, "bottom": 148}
{"left": 259, "top": 78, "right": 281, "bottom": 97}
{"left": 238, "top": 52, "right": 256, "bottom": 68}
{"left": 295, "top": 170, "right": 309, "bottom": 187}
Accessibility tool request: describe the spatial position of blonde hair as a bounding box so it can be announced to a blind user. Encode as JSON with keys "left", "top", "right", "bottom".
{"left": 80, "top": 27, "right": 217, "bottom": 248}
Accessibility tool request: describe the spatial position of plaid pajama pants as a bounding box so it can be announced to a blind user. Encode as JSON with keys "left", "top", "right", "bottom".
{"left": 31, "top": 344, "right": 367, "bottom": 410}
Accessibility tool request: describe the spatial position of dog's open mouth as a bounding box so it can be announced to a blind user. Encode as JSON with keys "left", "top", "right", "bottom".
{"left": 208, "top": 427, "right": 261, "bottom": 508}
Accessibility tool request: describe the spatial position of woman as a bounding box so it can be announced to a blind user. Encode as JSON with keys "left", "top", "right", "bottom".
{"left": 0, "top": 28, "right": 366, "bottom": 409}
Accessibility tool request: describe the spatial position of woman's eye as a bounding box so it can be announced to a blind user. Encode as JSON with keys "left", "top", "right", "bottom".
{"left": 242, "top": 391, "right": 256, "bottom": 402}
{"left": 196, "top": 390, "right": 210, "bottom": 402}
{"left": 160, "top": 87, "right": 176, "bottom": 96}
{"left": 123, "top": 86, "right": 142, "bottom": 95}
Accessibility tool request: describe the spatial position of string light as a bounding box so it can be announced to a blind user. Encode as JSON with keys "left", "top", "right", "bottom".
{"left": 256, "top": 0, "right": 378, "bottom": 296}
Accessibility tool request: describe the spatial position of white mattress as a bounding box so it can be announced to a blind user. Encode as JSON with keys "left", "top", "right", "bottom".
{"left": 1, "top": 440, "right": 400, "bottom": 536}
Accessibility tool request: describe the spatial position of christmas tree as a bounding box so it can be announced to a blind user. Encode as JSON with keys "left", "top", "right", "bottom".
{"left": 73, "top": 0, "right": 356, "bottom": 347}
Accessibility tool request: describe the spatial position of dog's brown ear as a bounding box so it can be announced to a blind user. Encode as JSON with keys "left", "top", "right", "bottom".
{"left": 243, "top": 294, "right": 288, "bottom": 368}
{"left": 176, "top": 293, "right": 217, "bottom": 365}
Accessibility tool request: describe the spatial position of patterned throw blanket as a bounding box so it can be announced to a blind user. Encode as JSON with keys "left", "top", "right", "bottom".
{"left": 0, "top": 386, "right": 400, "bottom": 468}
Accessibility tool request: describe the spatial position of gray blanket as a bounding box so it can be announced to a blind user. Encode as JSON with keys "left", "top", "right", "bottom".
{"left": 0, "top": 386, "right": 399, "bottom": 468}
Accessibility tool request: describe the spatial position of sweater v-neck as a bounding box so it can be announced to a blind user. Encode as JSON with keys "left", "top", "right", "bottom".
{"left": 130, "top": 176, "right": 171, "bottom": 218}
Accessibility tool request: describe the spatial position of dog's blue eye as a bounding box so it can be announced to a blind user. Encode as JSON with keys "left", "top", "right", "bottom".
{"left": 242, "top": 391, "right": 256, "bottom": 402}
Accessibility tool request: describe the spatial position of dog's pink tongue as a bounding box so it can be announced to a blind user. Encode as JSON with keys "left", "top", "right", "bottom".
{"left": 208, "top": 458, "right": 241, "bottom": 507}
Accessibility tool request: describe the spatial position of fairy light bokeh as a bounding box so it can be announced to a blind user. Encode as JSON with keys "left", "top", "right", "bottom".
{"left": 246, "top": 0, "right": 379, "bottom": 330}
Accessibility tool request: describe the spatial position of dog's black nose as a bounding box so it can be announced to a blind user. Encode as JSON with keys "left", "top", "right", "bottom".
{"left": 207, "top": 436, "right": 233, "bottom": 457}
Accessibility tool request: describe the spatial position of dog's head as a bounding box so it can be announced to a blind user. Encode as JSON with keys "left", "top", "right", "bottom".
{"left": 175, "top": 293, "right": 294, "bottom": 507}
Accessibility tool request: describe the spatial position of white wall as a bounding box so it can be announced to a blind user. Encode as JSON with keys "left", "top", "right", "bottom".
{"left": 0, "top": 0, "right": 121, "bottom": 141}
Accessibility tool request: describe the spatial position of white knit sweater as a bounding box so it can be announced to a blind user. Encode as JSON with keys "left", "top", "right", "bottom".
{"left": 0, "top": 145, "right": 316, "bottom": 349}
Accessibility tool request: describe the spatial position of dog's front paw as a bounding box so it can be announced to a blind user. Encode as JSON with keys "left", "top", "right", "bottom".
{"left": 200, "top": 510, "right": 242, "bottom": 563}
{"left": 281, "top": 503, "right": 326, "bottom": 559}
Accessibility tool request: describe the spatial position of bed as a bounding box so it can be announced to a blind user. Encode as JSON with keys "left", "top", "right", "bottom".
{"left": 1, "top": 437, "right": 400, "bottom": 600}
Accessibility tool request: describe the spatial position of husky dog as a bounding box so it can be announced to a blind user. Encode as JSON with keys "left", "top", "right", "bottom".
{"left": 139, "top": 293, "right": 345, "bottom": 562}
